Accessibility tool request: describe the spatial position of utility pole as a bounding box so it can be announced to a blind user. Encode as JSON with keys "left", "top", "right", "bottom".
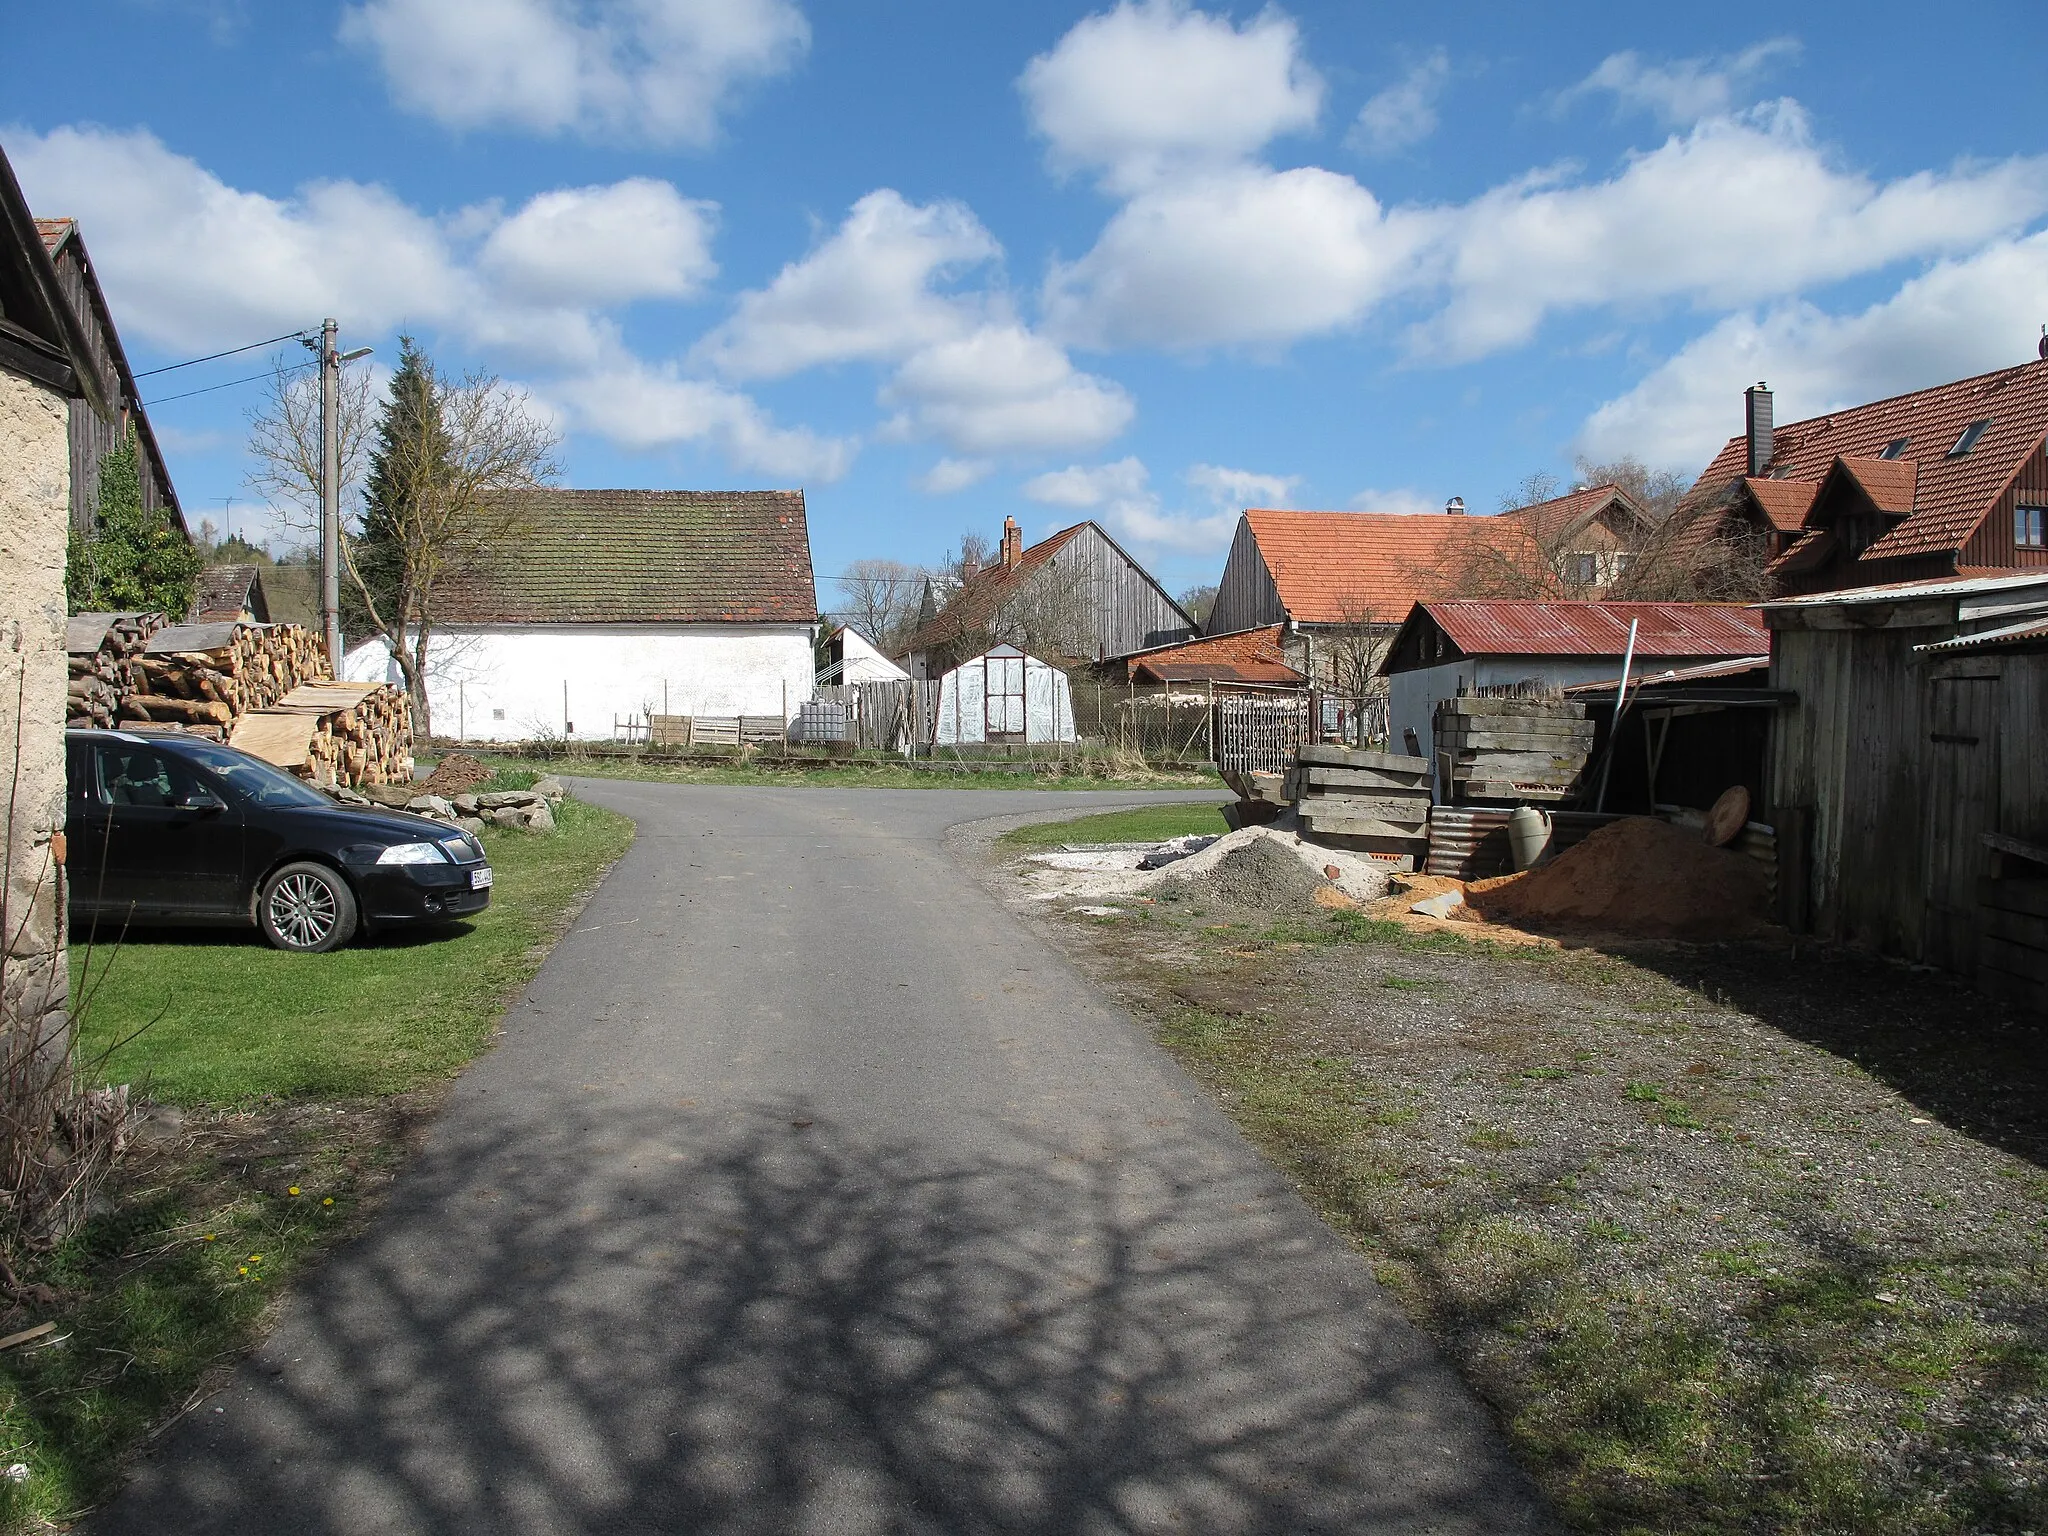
{"left": 318, "top": 317, "right": 341, "bottom": 672}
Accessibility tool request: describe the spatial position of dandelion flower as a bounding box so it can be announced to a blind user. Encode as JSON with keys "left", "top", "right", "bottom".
{"left": 288, "top": 1186, "right": 300, "bottom": 1197}
{"left": 248, "top": 1255, "right": 262, "bottom": 1263}
{"left": 322, "top": 1198, "right": 333, "bottom": 1207}
{"left": 203, "top": 1234, "right": 216, "bottom": 1242}
{"left": 238, "top": 1267, "right": 248, "bottom": 1275}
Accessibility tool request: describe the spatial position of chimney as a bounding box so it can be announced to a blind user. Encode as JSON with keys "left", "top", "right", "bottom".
{"left": 1445, "top": 496, "right": 1466, "bottom": 516}
{"left": 1001, "top": 516, "right": 1023, "bottom": 568}
{"left": 1746, "top": 382, "right": 1774, "bottom": 475}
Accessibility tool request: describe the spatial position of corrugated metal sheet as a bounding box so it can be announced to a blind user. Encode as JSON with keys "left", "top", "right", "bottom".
{"left": 1425, "top": 601, "right": 1770, "bottom": 659}
{"left": 1562, "top": 655, "right": 1770, "bottom": 693}
{"left": 1912, "top": 617, "right": 2048, "bottom": 654}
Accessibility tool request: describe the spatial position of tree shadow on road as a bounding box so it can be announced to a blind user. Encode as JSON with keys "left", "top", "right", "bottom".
{"left": 89, "top": 1098, "right": 1546, "bottom": 1536}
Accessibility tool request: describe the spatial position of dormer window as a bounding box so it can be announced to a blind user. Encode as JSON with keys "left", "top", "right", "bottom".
{"left": 1947, "top": 419, "right": 1991, "bottom": 458}
{"left": 1878, "top": 438, "right": 1910, "bottom": 460}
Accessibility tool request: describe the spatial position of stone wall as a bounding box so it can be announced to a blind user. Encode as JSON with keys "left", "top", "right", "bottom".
{"left": 0, "top": 369, "right": 73, "bottom": 1058}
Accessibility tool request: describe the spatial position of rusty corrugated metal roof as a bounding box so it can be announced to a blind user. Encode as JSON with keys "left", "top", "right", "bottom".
{"left": 1422, "top": 600, "right": 1770, "bottom": 658}
{"left": 1912, "top": 617, "right": 2048, "bottom": 654}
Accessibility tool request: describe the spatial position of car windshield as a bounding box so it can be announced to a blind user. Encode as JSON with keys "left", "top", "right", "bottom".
{"left": 170, "top": 740, "right": 337, "bottom": 809}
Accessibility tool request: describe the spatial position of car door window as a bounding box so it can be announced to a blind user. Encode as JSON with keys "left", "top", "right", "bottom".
{"left": 94, "top": 744, "right": 197, "bottom": 808}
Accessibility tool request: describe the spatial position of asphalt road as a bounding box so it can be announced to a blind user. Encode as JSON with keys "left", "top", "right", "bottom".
{"left": 92, "top": 781, "right": 1552, "bottom": 1535}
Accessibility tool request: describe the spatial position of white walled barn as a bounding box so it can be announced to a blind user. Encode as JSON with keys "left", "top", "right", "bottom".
{"left": 932, "top": 645, "right": 1077, "bottom": 746}
{"left": 342, "top": 489, "right": 818, "bottom": 742}
{"left": 818, "top": 624, "right": 910, "bottom": 684}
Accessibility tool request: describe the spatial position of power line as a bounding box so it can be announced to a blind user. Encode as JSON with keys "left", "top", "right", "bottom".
{"left": 133, "top": 329, "right": 312, "bottom": 379}
{"left": 145, "top": 357, "right": 315, "bottom": 407}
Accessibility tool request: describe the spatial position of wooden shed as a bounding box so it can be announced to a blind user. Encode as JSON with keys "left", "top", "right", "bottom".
{"left": 1765, "top": 573, "right": 2048, "bottom": 1002}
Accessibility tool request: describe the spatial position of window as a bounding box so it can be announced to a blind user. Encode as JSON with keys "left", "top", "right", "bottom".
{"left": 93, "top": 743, "right": 201, "bottom": 808}
{"left": 1570, "top": 553, "right": 1601, "bottom": 588}
{"left": 2020, "top": 506, "right": 2047, "bottom": 549}
{"left": 1879, "top": 437, "right": 1910, "bottom": 460}
{"left": 1947, "top": 419, "right": 1991, "bottom": 458}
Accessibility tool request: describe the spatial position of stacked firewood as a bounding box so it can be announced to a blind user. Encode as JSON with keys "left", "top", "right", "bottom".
{"left": 64, "top": 613, "right": 167, "bottom": 729}
{"left": 275, "top": 683, "right": 414, "bottom": 787}
{"left": 119, "top": 623, "right": 332, "bottom": 737}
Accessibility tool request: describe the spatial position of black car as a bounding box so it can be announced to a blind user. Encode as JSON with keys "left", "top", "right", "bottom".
{"left": 66, "top": 729, "right": 492, "bottom": 953}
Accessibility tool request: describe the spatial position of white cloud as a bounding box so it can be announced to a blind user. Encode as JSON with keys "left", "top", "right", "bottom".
{"left": 1019, "top": 0, "right": 1321, "bottom": 194}
{"left": 1046, "top": 166, "right": 1429, "bottom": 349}
{"left": 479, "top": 179, "right": 718, "bottom": 305}
{"left": 915, "top": 457, "right": 993, "bottom": 494}
{"left": 1561, "top": 38, "right": 1800, "bottom": 126}
{"left": 1347, "top": 486, "right": 1442, "bottom": 516}
{"left": 1186, "top": 461, "right": 1298, "bottom": 508}
{"left": 1023, "top": 455, "right": 1241, "bottom": 553}
{"left": 697, "top": 190, "right": 998, "bottom": 378}
{"left": 548, "top": 359, "right": 856, "bottom": 480}
{"left": 1347, "top": 50, "right": 1449, "bottom": 157}
{"left": 1023, "top": 455, "right": 1149, "bottom": 508}
{"left": 1579, "top": 230, "right": 2048, "bottom": 472}
{"left": 882, "top": 325, "right": 1133, "bottom": 455}
{"left": 1044, "top": 94, "right": 2048, "bottom": 359}
{"left": 340, "top": 0, "right": 808, "bottom": 146}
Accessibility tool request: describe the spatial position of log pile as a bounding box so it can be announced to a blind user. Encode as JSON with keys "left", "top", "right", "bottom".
{"left": 64, "top": 612, "right": 167, "bottom": 729}
{"left": 122, "top": 622, "right": 332, "bottom": 737}
{"left": 229, "top": 682, "right": 414, "bottom": 787}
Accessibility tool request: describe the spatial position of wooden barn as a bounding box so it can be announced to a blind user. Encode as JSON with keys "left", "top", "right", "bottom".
{"left": 1765, "top": 573, "right": 2048, "bottom": 1008}
{"left": 33, "top": 217, "right": 184, "bottom": 537}
{"left": 896, "top": 517, "right": 1193, "bottom": 680}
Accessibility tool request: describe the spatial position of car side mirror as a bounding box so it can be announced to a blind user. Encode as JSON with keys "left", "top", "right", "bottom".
{"left": 179, "top": 790, "right": 227, "bottom": 813}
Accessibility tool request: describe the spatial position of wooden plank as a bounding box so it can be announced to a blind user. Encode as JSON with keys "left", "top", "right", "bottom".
{"left": 1297, "top": 744, "right": 1428, "bottom": 773}
{"left": 1459, "top": 782, "right": 1571, "bottom": 802}
{"left": 1980, "top": 878, "right": 2048, "bottom": 920}
{"left": 1297, "top": 798, "right": 1429, "bottom": 829}
{"left": 1438, "top": 727, "right": 1597, "bottom": 752}
{"left": 1437, "top": 719, "right": 1596, "bottom": 742}
{"left": 1449, "top": 750, "right": 1586, "bottom": 777}
{"left": 1300, "top": 766, "right": 1432, "bottom": 794}
{"left": 1436, "top": 697, "right": 1586, "bottom": 720}
{"left": 1984, "top": 831, "right": 2048, "bottom": 868}
{"left": 1981, "top": 934, "right": 2048, "bottom": 983}
{"left": 1298, "top": 813, "right": 1430, "bottom": 841}
{"left": 1981, "top": 907, "right": 2048, "bottom": 952}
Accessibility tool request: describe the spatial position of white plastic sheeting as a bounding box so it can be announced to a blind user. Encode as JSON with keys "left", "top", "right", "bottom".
{"left": 932, "top": 644, "right": 1076, "bottom": 745}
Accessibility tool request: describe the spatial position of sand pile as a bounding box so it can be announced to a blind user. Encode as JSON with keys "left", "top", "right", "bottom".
{"left": 418, "top": 752, "right": 495, "bottom": 798}
{"left": 1468, "top": 815, "right": 1770, "bottom": 939}
{"left": 1160, "top": 834, "right": 1330, "bottom": 915}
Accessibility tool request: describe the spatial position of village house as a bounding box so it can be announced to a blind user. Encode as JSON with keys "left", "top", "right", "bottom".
{"left": 817, "top": 622, "right": 910, "bottom": 685}
{"left": 190, "top": 563, "right": 271, "bottom": 625}
{"left": 1094, "top": 624, "right": 1307, "bottom": 698}
{"left": 33, "top": 216, "right": 183, "bottom": 539}
{"left": 0, "top": 142, "right": 133, "bottom": 1064}
{"left": 343, "top": 488, "right": 818, "bottom": 742}
{"left": 1669, "top": 361, "right": 2048, "bottom": 596}
{"left": 895, "top": 516, "right": 1194, "bottom": 680}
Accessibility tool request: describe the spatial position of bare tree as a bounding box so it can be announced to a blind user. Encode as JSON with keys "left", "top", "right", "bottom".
{"left": 244, "top": 351, "right": 377, "bottom": 530}
{"left": 834, "top": 558, "right": 924, "bottom": 647}
{"left": 1321, "top": 590, "right": 1393, "bottom": 745}
{"left": 1177, "top": 583, "right": 1217, "bottom": 628}
{"left": 246, "top": 339, "right": 558, "bottom": 734}
{"left": 942, "top": 530, "right": 994, "bottom": 584}
{"left": 988, "top": 553, "right": 1095, "bottom": 663}
{"left": 1574, "top": 454, "right": 1688, "bottom": 523}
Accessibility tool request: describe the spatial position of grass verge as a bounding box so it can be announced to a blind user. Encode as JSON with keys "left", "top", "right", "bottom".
{"left": 1045, "top": 901, "right": 2048, "bottom": 1535}
{"left": 438, "top": 750, "right": 1217, "bottom": 794}
{"left": 0, "top": 791, "right": 635, "bottom": 1528}
{"left": 996, "top": 803, "right": 1228, "bottom": 850}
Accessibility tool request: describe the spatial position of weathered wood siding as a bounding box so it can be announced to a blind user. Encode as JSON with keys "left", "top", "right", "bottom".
{"left": 1961, "top": 442, "right": 2048, "bottom": 570}
{"left": 1771, "top": 613, "right": 2048, "bottom": 976}
{"left": 1043, "top": 523, "right": 1193, "bottom": 658}
{"left": 1208, "top": 516, "right": 1285, "bottom": 634}
{"left": 48, "top": 239, "right": 181, "bottom": 536}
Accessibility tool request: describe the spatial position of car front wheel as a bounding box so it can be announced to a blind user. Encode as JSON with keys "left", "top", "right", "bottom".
{"left": 259, "top": 862, "right": 359, "bottom": 953}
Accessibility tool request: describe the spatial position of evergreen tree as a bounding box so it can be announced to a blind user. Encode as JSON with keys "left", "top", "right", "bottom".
{"left": 66, "top": 428, "right": 201, "bottom": 618}
{"left": 348, "top": 336, "right": 448, "bottom": 638}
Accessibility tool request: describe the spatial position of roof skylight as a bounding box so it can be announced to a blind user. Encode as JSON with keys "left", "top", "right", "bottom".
{"left": 1947, "top": 419, "right": 1991, "bottom": 458}
{"left": 1879, "top": 438, "right": 1910, "bottom": 460}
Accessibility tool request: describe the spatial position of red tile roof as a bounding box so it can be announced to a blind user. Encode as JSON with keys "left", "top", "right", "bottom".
{"left": 1506, "top": 482, "right": 1642, "bottom": 545}
{"left": 1683, "top": 359, "right": 2048, "bottom": 563}
{"left": 1417, "top": 600, "right": 1769, "bottom": 658}
{"left": 34, "top": 216, "right": 73, "bottom": 254}
{"left": 1112, "top": 625, "right": 1305, "bottom": 686}
{"left": 895, "top": 524, "right": 1088, "bottom": 656}
{"left": 1833, "top": 456, "right": 1918, "bottom": 517}
{"left": 1742, "top": 477, "right": 1819, "bottom": 533}
{"left": 1243, "top": 509, "right": 1544, "bottom": 625}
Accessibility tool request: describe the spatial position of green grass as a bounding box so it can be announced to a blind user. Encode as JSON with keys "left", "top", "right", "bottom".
{"left": 440, "top": 750, "right": 1219, "bottom": 794}
{"left": 996, "top": 803, "right": 1228, "bottom": 849}
{"left": 0, "top": 791, "right": 637, "bottom": 1526}
{"left": 70, "top": 797, "right": 634, "bottom": 1105}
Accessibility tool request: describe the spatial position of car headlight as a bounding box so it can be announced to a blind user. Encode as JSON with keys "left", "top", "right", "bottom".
{"left": 376, "top": 841, "right": 448, "bottom": 866}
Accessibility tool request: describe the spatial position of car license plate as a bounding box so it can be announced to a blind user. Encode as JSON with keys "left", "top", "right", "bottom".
{"left": 470, "top": 867, "right": 493, "bottom": 890}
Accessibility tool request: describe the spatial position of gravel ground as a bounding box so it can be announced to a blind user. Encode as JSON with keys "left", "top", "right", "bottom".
{"left": 968, "top": 825, "right": 2048, "bottom": 1535}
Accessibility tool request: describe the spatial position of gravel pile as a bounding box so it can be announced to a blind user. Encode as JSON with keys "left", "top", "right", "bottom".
{"left": 417, "top": 752, "right": 496, "bottom": 798}
{"left": 1159, "top": 833, "right": 1330, "bottom": 914}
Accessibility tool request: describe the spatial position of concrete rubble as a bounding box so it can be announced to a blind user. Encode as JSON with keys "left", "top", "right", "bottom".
{"left": 1012, "top": 814, "right": 1395, "bottom": 914}
{"left": 321, "top": 772, "right": 568, "bottom": 835}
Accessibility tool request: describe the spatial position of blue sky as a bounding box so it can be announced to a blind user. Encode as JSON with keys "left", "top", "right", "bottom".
{"left": 7, "top": 0, "right": 2047, "bottom": 599}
